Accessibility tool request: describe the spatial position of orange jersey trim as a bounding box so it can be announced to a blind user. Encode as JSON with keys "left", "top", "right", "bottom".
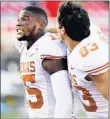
{"left": 89, "top": 65, "right": 109, "bottom": 75}
{"left": 41, "top": 55, "right": 67, "bottom": 59}
{"left": 85, "top": 62, "right": 109, "bottom": 74}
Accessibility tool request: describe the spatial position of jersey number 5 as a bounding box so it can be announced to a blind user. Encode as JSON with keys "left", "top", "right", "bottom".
{"left": 22, "top": 74, "right": 43, "bottom": 109}
{"left": 80, "top": 43, "right": 98, "bottom": 57}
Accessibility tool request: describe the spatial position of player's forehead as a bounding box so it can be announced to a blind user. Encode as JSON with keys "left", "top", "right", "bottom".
{"left": 18, "top": 10, "right": 35, "bottom": 19}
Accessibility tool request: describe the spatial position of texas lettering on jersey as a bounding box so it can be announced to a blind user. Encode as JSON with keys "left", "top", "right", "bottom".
{"left": 20, "top": 61, "right": 35, "bottom": 73}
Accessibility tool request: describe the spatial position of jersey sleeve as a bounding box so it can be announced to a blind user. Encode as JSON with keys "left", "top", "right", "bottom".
{"left": 81, "top": 42, "right": 109, "bottom": 75}
{"left": 90, "top": 23, "right": 108, "bottom": 43}
{"left": 40, "top": 38, "right": 67, "bottom": 60}
{"left": 14, "top": 40, "right": 27, "bottom": 53}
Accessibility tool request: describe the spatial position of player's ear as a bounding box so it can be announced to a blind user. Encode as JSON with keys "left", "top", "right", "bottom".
{"left": 40, "top": 22, "right": 46, "bottom": 30}
{"left": 60, "top": 26, "right": 66, "bottom": 35}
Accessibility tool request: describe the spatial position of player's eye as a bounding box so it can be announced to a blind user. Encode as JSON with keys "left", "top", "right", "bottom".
{"left": 23, "top": 19, "right": 28, "bottom": 22}
{"left": 18, "top": 19, "right": 20, "bottom": 22}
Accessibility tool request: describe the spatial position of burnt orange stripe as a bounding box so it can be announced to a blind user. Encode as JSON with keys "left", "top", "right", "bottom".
{"left": 41, "top": 56, "right": 66, "bottom": 59}
{"left": 42, "top": 57, "right": 63, "bottom": 59}
{"left": 85, "top": 62, "right": 109, "bottom": 73}
{"left": 41, "top": 54, "right": 67, "bottom": 57}
{"left": 89, "top": 65, "right": 109, "bottom": 75}
{"left": 41, "top": 55, "right": 66, "bottom": 58}
{"left": 41, "top": 57, "right": 65, "bottom": 60}
{"left": 87, "top": 64, "right": 109, "bottom": 74}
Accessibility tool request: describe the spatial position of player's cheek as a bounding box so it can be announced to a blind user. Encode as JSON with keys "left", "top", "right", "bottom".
{"left": 23, "top": 23, "right": 29, "bottom": 27}
{"left": 23, "top": 23, "right": 31, "bottom": 35}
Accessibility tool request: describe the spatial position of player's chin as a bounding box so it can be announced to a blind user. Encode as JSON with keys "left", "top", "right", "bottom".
{"left": 57, "top": 35, "right": 64, "bottom": 43}
{"left": 58, "top": 37, "right": 64, "bottom": 43}
{"left": 17, "top": 34, "right": 25, "bottom": 41}
{"left": 17, "top": 34, "right": 31, "bottom": 41}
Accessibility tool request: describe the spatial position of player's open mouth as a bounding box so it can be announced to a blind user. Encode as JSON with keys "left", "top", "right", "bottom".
{"left": 16, "top": 29, "right": 24, "bottom": 35}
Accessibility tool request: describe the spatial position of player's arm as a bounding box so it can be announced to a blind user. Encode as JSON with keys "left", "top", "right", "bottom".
{"left": 87, "top": 51, "right": 109, "bottom": 100}
{"left": 90, "top": 70, "right": 109, "bottom": 100}
{"left": 42, "top": 58, "right": 73, "bottom": 118}
{"left": 82, "top": 42, "right": 109, "bottom": 100}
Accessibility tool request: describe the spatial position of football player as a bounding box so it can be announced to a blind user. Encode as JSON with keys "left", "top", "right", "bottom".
{"left": 15, "top": 6, "right": 73, "bottom": 118}
{"left": 54, "top": 2, "right": 108, "bottom": 118}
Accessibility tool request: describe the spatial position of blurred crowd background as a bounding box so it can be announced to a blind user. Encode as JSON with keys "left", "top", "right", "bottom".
{"left": 1, "top": 1, "right": 109, "bottom": 118}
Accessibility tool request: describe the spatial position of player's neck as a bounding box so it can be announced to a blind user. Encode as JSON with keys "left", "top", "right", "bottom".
{"left": 27, "top": 31, "right": 45, "bottom": 49}
{"left": 64, "top": 37, "right": 79, "bottom": 52}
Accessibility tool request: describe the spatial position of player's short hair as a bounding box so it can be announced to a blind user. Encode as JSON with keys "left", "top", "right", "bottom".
{"left": 23, "top": 6, "right": 48, "bottom": 24}
{"left": 58, "top": 2, "right": 90, "bottom": 41}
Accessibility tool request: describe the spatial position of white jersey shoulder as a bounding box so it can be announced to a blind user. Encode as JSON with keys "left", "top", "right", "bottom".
{"left": 39, "top": 33, "right": 67, "bottom": 59}
{"left": 90, "top": 23, "right": 108, "bottom": 43}
{"left": 70, "top": 29, "right": 109, "bottom": 75}
{"left": 15, "top": 32, "right": 67, "bottom": 58}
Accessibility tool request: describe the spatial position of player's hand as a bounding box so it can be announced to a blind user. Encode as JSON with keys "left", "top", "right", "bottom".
{"left": 48, "top": 33, "right": 59, "bottom": 40}
{"left": 47, "top": 27, "right": 57, "bottom": 33}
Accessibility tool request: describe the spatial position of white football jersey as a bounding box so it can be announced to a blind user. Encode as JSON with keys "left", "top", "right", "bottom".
{"left": 68, "top": 29, "right": 108, "bottom": 118}
{"left": 15, "top": 33, "right": 67, "bottom": 118}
